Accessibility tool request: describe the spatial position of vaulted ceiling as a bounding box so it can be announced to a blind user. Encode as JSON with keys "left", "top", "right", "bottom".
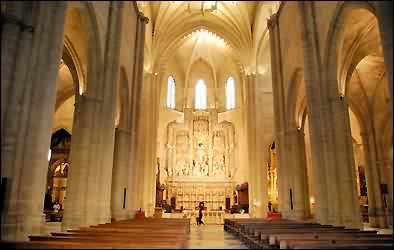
{"left": 138, "top": 1, "right": 280, "bottom": 73}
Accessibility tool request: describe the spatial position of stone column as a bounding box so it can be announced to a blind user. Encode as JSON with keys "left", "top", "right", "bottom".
{"left": 95, "top": 1, "right": 124, "bottom": 224}
{"left": 1, "top": 2, "right": 67, "bottom": 240}
{"left": 353, "top": 143, "right": 362, "bottom": 197}
{"left": 252, "top": 73, "right": 270, "bottom": 219}
{"left": 381, "top": 158, "right": 393, "bottom": 226}
{"left": 62, "top": 94, "right": 101, "bottom": 229}
{"left": 299, "top": 2, "right": 362, "bottom": 228}
{"left": 375, "top": 1, "right": 393, "bottom": 103}
{"left": 1, "top": 2, "right": 35, "bottom": 234}
{"left": 1, "top": 2, "right": 34, "bottom": 135}
{"left": 360, "top": 131, "right": 387, "bottom": 228}
{"left": 128, "top": 11, "right": 148, "bottom": 215}
{"left": 285, "top": 128, "right": 310, "bottom": 220}
{"left": 245, "top": 74, "right": 257, "bottom": 217}
{"left": 111, "top": 128, "right": 131, "bottom": 220}
{"left": 141, "top": 71, "right": 155, "bottom": 216}
{"left": 268, "top": 14, "right": 288, "bottom": 218}
{"left": 149, "top": 72, "right": 162, "bottom": 214}
{"left": 329, "top": 97, "right": 361, "bottom": 228}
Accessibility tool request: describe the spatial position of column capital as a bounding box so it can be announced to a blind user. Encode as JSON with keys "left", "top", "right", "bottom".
{"left": 359, "top": 131, "right": 373, "bottom": 139}
{"left": 78, "top": 94, "right": 103, "bottom": 103}
{"left": 74, "top": 94, "right": 102, "bottom": 113}
{"left": 267, "top": 13, "right": 278, "bottom": 31}
{"left": 138, "top": 12, "right": 149, "bottom": 24}
{"left": 115, "top": 127, "right": 131, "bottom": 134}
{"left": 1, "top": 14, "right": 34, "bottom": 32}
{"left": 278, "top": 127, "right": 302, "bottom": 136}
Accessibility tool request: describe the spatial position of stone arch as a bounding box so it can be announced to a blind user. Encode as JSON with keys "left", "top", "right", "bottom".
{"left": 323, "top": 1, "right": 377, "bottom": 98}
{"left": 186, "top": 58, "right": 215, "bottom": 109}
{"left": 54, "top": 39, "right": 83, "bottom": 112}
{"left": 65, "top": 2, "right": 103, "bottom": 100}
{"left": 256, "top": 28, "right": 272, "bottom": 93}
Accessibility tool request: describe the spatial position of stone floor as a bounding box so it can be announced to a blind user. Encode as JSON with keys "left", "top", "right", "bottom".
{"left": 187, "top": 224, "right": 248, "bottom": 249}
{"left": 363, "top": 223, "right": 393, "bottom": 235}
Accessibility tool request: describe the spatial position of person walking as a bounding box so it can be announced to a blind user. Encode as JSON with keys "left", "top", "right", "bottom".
{"left": 197, "top": 202, "right": 205, "bottom": 225}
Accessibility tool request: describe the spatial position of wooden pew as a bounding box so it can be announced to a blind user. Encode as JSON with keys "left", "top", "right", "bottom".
{"left": 1, "top": 240, "right": 184, "bottom": 249}
{"left": 269, "top": 231, "right": 390, "bottom": 246}
{"left": 224, "top": 218, "right": 393, "bottom": 249}
{"left": 17, "top": 218, "right": 191, "bottom": 249}
{"left": 286, "top": 239, "right": 393, "bottom": 249}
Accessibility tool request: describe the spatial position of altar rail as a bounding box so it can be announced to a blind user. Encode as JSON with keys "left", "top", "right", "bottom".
{"left": 162, "top": 211, "right": 249, "bottom": 225}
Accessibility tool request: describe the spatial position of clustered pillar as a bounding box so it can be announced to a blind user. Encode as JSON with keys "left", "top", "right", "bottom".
{"left": 1, "top": 2, "right": 67, "bottom": 240}
{"left": 0, "top": 2, "right": 150, "bottom": 239}
{"left": 298, "top": 2, "right": 361, "bottom": 228}
{"left": 360, "top": 131, "right": 388, "bottom": 228}
{"left": 245, "top": 73, "right": 268, "bottom": 218}
{"left": 62, "top": 1, "right": 124, "bottom": 229}
{"left": 128, "top": 12, "right": 150, "bottom": 216}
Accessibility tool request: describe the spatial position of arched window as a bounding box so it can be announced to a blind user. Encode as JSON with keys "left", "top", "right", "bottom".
{"left": 226, "top": 76, "right": 235, "bottom": 109}
{"left": 195, "top": 79, "right": 207, "bottom": 110}
{"left": 166, "top": 76, "right": 176, "bottom": 109}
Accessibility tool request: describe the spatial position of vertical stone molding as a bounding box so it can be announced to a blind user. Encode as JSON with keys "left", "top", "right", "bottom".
{"left": 376, "top": 1, "right": 393, "bottom": 103}
{"left": 95, "top": 1, "right": 124, "bottom": 224}
{"left": 141, "top": 72, "right": 155, "bottom": 216}
{"left": 128, "top": 11, "right": 148, "bottom": 214}
{"left": 244, "top": 73, "right": 268, "bottom": 218}
{"left": 284, "top": 128, "right": 310, "bottom": 220}
{"left": 1, "top": 3, "right": 35, "bottom": 237}
{"left": 299, "top": 1, "right": 362, "bottom": 229}
{"left": 268, "top": 13, "right": 288, "bottom": 218}
{"left": 62, "top": 94, "right": 102, "bottom": 230}
{"left": 111, "top": 128, "right": 132, "bottom": 220}
{"left": 245, "top": 74, "right": 257, "bottom": 217}
{"left": 1, "top": 2, "right": 67, "bottom": 240}
{"left": 1, "top": 2, "right": 34, "bottom": 135}
{"left": 329, "top": 97, "right": 361, "bottom": 228}
{"left": 360, "top": 131, "right": 387, "bottom": 228}
{"left": 297, "top": 1, "right": 332, "bottom": 226}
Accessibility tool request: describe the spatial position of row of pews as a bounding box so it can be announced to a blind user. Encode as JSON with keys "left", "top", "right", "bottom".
{"left": 224, "top": 218, "right": 393, "bottom": 249}
{"left": 1, "top": 218, "right": 190, "bottom": 249}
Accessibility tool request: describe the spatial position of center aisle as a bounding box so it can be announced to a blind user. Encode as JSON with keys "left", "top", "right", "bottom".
{"left": 188, "top": 225, "right": 248, "bottom": 249}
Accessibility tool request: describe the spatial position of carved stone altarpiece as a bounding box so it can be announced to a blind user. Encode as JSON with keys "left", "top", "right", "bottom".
{"left": 165, "top": 109, "right": 236, "bottom": 210}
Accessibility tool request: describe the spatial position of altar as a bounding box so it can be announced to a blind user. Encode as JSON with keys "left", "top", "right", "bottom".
{"left": 162, "top": 109, "right": 238, "bottom": 211}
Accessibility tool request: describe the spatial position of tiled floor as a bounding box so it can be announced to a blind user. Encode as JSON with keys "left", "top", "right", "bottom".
{"left": 188, "top": 225, "right": 248, "bottom": 249}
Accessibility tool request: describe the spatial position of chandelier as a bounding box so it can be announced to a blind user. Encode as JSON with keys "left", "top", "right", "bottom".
{"left": 171, "top": 1, "right": 238, "bottom": 15}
